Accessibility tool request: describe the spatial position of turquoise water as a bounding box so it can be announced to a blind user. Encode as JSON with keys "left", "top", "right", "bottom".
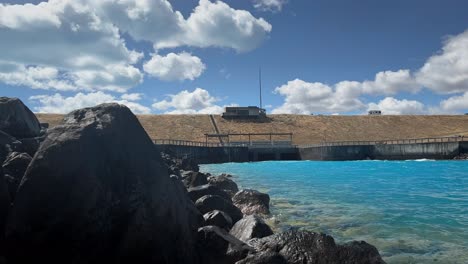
{"left": 200, "top": 160, "right": 468, "bottom": 264}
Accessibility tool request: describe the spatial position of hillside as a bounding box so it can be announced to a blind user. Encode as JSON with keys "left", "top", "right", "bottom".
{"left": 36, "top": 113, "right": 468, "bottom": 145}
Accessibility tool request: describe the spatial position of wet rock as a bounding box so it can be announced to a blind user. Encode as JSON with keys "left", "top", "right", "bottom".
{"left": 203, "top": 210, "right": 233, "bottom": 230}
{"left": 197, "top": 225, "right": 253, "bottom": 264}
{"left": 0, "top": 97, "right": 41, "bottom": 139}
{"left": 196, "top": 195, "right": 243, "bottom": 223}
{"left": 244, "top": 229, "right": 386, "bottom": 264}
{"left": 233, "top": 189, "right": 270, "bottom": 215}
{"left": 188, "top": 184, "right": 231, "bottom": 202}
{"left": 208, "top": 174, "right": 239, "bottom": 196}
{"left": 182, "top": 171, "right": 208, "bottom": 188}
{"left": 230, "top": 215, "right": 273, "bottom": 242}
{"left": 5, "top": 103, "right": 201, "bottom": 264}
{"left": 2, "top": 152, "right": 32, "bottom": 201}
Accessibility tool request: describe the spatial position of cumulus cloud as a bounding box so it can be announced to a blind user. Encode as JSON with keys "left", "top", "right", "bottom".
{"left": 30, "top": 91, "right": 151, "bottom": 114}
{"left": 416, "top": 30, "right": 468, "bottom": 94}
{"left": 0, "top": 0, "right": 271, "bottom": 92}
{"left": 367, "top": 97, "right": 425, "bottom": 115}
{"left": 439, "top": 92, "right": 468, "bottom": 113}
{"left": 154, "top": 0, "right": 272, "bottom": 52}
{"left": 273, "top": 29, "right": 468, "bottom": 115}
{"left": 272, "top": 79, "right": 366, "bottom": 114}
{"left": 121, "top": 93, "right": 143, "bottom": 101}
{"left": 253, "top": 0, "right": 287, "bottom": 12}
{"left": 143, "top": 52, "right": 205, "bottom": 81}
{"left": 152, "top": 88, "right": 228, "bottom": 114}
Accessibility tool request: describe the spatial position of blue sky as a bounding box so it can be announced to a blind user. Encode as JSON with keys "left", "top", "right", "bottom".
{"left": 1, "top": 0, "right": 467, "bottom": 115}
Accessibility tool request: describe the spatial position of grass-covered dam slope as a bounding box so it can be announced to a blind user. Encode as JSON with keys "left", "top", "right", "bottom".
{"left": 36, "top": 114, "right": 468, "bottom": 145}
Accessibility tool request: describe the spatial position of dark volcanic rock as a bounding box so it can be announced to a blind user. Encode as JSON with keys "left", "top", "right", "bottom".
{"left": 18, "top": 136, "right": 44, "bottom": 157}
{"left": 230, "top": 215, "right": 273, "bottom": 242}
{"left": 0, "top": 168, "right": 10, "bottom": 254}
{"left": 203, "top": 210, "right": 233, "bottom": 230}
{"left": 0, "top": 97, "right": 41, "bottom": 139}
{"left": 2, "top": 152, "right": 32, "bottom": 200}
{"left": 208, "top": 174, "right": 239, "bottom": 195}
{"left": 233, "top": 189, "right": 270, "bottom": 215}
{"left": 182, "top": 171, "right": 208, "bottom": 188}
{"left": 196, "top": 195, "right": 243, "bottom": 223}
{"left": 0, "top": 131, "right": 22, "bottom": 164}
{"left": 197, "top": 225, "right": 253, "bottom": 264}
{"left": 244, "top": 230, "right": 386, "bottom": 264}
{"left": 236, "top": 251, "right": 287, "bottom": 264}
{"left": 177, "top": 156, "right": 199, "bottom": 172}
{"left": 5, "top": 103, "right": 201, "bottom": 264}
{"left": 188, "top": 184, "right": 231, "bottom": 202}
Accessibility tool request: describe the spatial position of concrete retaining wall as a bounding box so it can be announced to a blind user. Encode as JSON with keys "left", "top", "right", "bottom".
{"left": 299, "top": 142, "right": 461, "bottom": 161}
{"left": 155, "top": 144, "right": 249, "bottom": 164}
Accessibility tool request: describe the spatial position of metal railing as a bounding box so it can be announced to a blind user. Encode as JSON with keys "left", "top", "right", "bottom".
{"left": 155, "top": 136, "right": 468, "bottom": 148}
{"left": 154, "top": 139, "right": 295, "bottom": 148}
{"left": 301, "top": 136, "right": 468, "bottom": 148}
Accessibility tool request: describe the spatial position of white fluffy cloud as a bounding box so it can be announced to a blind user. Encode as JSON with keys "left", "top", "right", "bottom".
{"left": 143, "top": 52, "right": 206, "bottom": 81}
{"left": 416, "top": 30, "right": 468, "bottom": 94}
{"left": 253, "top": 0, "right": 287, "bottom": 12}
{"left": 273, "top": 29, "right": 468, "bottom": 115}
{"left": 272, "top": 79, "right": 366, "bottom": 114}
{"left": 121, "top": 93, "right": 143, "bottom": 101}
{"left": 0, "top": 0, "right": 271, "bottom": 92}
{"left": 152, "top": 88, "right": 227, "bottom": 114}
{"left": 367, "top": 97, "right": 425, "bottom": 115}
{"left": 30, "top": 91, "right": 151, "bottom": 114}
{"left": 439, "top": 92, "right": 468, "bottom": 112}
{"left": 154, "top": 0, "right": 272, "bottom": 52}
{"left": 0, "top": 0, "right": 143, "bottom": 92}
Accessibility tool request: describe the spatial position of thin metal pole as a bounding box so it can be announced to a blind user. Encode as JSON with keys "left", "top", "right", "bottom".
{"left": 259, "top": 67, "right": 262, "bottom": 109}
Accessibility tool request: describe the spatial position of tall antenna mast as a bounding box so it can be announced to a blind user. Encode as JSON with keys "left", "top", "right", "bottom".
{"left": 259, "top": 67, "right": 263, "bottom": 109}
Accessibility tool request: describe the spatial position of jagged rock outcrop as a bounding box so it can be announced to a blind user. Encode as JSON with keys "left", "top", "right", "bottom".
{"left": 0, "top": 97, "right": 41, "bottom": 139}
{"left": 188, "top": 184, "right": 231, "bottom": 202}
{"left": 5, "top": 103, "right": 201, "bottom": 264}
{"left": 196, "top": 195, "right": 243, "bottom": 223}
{"left": 2, "top": 152, "right": 32, "bottom": 201}
{"left": 203, "top": 210, "right": 233, "bottom": 230}
{"left": 243, "top": 230, "right": 386, "bottom": 264}
{"left": 208, "top": 174, "right": 239, "bottom": 196}
{"left": 233, "top": 189, "right": 270, "bottom": 215}
{"left": 230, "top": 215, "right": 273, "bottom": 242}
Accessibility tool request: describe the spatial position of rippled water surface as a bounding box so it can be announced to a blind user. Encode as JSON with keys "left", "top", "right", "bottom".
{"left": 201, "top": 160, "right": 468, "bottom": 264}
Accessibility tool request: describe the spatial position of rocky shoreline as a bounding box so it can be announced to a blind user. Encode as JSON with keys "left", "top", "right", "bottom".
{"left": 0, "top": 96, "right": 385, "bottom": 263}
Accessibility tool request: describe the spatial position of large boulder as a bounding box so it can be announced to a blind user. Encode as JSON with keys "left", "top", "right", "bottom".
{"left": 182, "top": 171, "right": 208, "bottom": 188}
{"left": 233, "top": 189, "right": 270, "bottom": 215}
{"left": 203, "top": 210, "right": 233, "bottom": 230}
{"left": 197, "top": 226, "right": 253, "bottom": 264}
{"left": 230, "top": 215, "right": 273, "bottom": 242}
{"left": 244, "top": 230, "right": 385, "bottom": 264}
{"left": 208, "top": 174, "right": 239, "bottom": 196}
{"left": 0, "top": 168, "right": 10, "bottom": 254}
{"left": 188, "top": 184, "right": 231, "bottom": 202}
{"left": 2, "top": 152, "right": 32, "bottom": 200}
{"left": 0, "top": 131, "right": 22, "bottom": 164}
{"left": 0, "top": 97, "right": 41, "bottom": 139}
{"left": 5, "top": 103, "right": 201, "bottom": 264}
{"left": 196, "top": 195, "right": 243, "bottom": 223}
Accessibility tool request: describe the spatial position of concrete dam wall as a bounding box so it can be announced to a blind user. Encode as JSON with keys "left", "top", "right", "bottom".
{"left": 299, "top": 142, "right": 461, "bottom": 161}
{"left": 155, "top": 144, "right": 249, "bottom": 164}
